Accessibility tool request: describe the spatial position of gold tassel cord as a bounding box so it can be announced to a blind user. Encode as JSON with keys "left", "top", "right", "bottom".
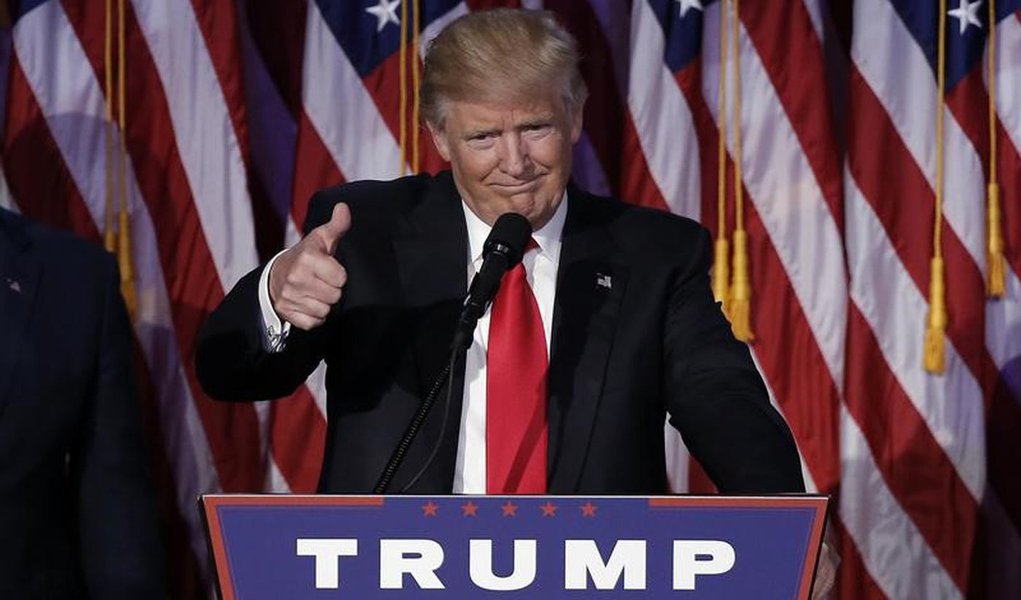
{"left": 398, "top": 0, "right": 409, "bottom": 176}
{"left": 925, "top": 0, "right": 949, "bottom": 374}
{"left": 728, "top": 0, "right": 754, "bottom": 343}
{"left": 987, "top": 0, "right": 1004, "bottom": 298}
{"left": 104, "top": 0, "right": 115, "bottom": 252}
{"left": 411, "top": 0, "right": 421, "bottom": 174}
{"left": 117, "top": 0, "right": 136, "bottom": 317}
{"left": 712, "top": 0, "right": 730, "bottom": 308}
{"left": 104, "top": 0, "right": 136, "bottom": 316}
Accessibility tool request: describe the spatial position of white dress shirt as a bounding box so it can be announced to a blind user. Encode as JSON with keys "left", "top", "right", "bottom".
{"left": 257, "top": 194, "right": 567, "bottom": 494}
{"left": 454, "top": 196, "right": 565, "bottom": 493}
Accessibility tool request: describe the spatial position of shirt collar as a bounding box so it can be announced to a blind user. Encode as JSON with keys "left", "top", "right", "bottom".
{"left": 462, "top": 191, "right": 568, "bottom": 265}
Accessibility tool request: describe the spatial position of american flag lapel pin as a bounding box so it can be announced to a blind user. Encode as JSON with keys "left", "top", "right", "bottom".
{"left": 596, "top": 273, "right": 612, "bottom": 290}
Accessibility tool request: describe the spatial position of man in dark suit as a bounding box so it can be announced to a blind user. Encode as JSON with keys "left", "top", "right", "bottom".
{"left": 0, "top": 207, "right": 166, "bottom": 598}
{"left": 196, "top": 9, "right": 804, "bottom": 497}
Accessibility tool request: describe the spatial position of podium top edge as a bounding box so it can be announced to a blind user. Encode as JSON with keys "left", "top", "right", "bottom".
{"left": 198, "top": 494, "right": 829, "bottom": 509}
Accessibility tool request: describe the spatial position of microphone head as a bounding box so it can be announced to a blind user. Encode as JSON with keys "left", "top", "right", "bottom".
{"left": 483, "top": 213, "right": 532, "bottom": 266}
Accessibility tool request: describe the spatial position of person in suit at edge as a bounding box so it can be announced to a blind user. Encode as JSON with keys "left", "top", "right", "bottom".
{"left": 0, "top": 207, "right": 166, "bottom": 598}
{"left": 196, "top": 9, "right": 804, "bottom": 498}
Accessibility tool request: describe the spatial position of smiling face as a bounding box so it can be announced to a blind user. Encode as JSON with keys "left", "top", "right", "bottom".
{"left": 427, "top": 93, "right": 583, "bottom": 229}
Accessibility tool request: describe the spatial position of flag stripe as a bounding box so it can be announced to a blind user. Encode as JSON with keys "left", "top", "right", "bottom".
{"left": 832, "top": 520, "right": 899, "bottom": 600}
{"left": 740, "top": 198, "right": 842, "bottom": 494}
{"left": 739, "top": 0, "right": 843, "bottom": 229}
{"left": 291, "top": 108, "right": 345, "bottom": 229}
{"left": 187, "top": 0, "right": 250, "bottom": 168}
{"left": 59, "top": 0, "right": 266, "bottom": 491}
{"left": 301, "top": 0, "right": 402, "bottom": 188}
{"left": 627, "top": 0, "right": 700, "bottom": 218}
{"left": 846, "top": 302, "right": 976, "bottom": 590}
{"left": 2, "top": 62, "right": 97, "bottom": 238}
{"left": 838, "top": 403, "right": 962, "bottom": 599}
{"left": 129, "top": 0, "right": 258, "bottom": 290}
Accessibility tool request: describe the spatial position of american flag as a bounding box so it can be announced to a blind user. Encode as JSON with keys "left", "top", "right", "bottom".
{"left": 1, "top": 1, "right": 1018, "bottom": 598}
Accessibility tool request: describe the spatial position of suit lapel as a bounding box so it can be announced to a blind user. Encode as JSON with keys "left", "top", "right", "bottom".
{"left": 547, "top": 189, "right": 628, "bottom": 492}
{"left": 390, "top": 173, "right": 468, "bottom": 492}
{"left": 0, "top": 212, "right": 41, "bottom": 417}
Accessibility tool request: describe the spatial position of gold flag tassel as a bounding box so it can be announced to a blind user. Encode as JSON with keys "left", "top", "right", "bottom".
{"left": 925, "top": 257, "right": 947, "bottom": 372}
{"left": 925, "top": 0, "right": 949, "bottom": 373}
{"left": 711, "top": 0, "right": 730, "bottom": 308}
{"left": 986, "top": 0, "right": 1005, "bottom": 298}
{"left": 988, "top": 182, "right": 1005, "bottom": 297}
{"left": 728, "top": 0, "right": 754, "bottom": 342}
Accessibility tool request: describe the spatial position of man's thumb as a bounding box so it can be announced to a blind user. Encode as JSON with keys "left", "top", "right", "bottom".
{"left": 316, "top": 203, "right": 351, "bottom": 253}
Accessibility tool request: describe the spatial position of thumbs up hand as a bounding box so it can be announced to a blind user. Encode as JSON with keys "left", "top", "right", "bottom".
{"left": 269, "top": 203, "right": 351, "bottom": 331}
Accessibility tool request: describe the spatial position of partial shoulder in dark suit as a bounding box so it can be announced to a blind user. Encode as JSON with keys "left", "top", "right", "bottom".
{"left": 0, "top": 208, "right": 166, "bottom": 598}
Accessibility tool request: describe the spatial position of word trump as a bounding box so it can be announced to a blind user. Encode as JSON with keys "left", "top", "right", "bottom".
{"left": 295, "top": 538, "right": 736, "bottom": 591}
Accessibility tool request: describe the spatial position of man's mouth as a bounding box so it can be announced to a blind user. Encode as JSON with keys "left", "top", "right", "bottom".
{"left": 493, "top": 176, "right": 543, "bottom": 193}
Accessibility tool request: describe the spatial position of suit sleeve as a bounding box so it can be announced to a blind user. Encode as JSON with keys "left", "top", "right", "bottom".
{"left": 196, "top": 190, "right": 340, "bottom": 401}
{"left": 73, "top": 255, "right": 167, "bottom": 598}
{"left": 663, "top": 226, "right": 805, "bottom": 494}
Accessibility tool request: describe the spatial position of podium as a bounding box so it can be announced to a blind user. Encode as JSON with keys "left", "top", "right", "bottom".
{"left": 201, "top": 494, "right": 827, "bottom": 599}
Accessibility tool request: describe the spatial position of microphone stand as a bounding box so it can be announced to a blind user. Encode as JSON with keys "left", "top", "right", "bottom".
{"left": 373, "top": 346, "right": 461, "bottom": 494}
{"left": 371, "top": 261, "right": 497, "bottom": 494}
{"left": 372, "top": 289, "right": 487, "bottom": 494}
{"left": 372, "top": 212, "right": 530, "bottom": 494}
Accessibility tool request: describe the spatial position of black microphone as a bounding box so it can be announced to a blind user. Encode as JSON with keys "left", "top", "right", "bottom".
{"left": 373, "top": 212, "right": 532, "bottom": 494}
{"left": 450, "top": 212, "right": 532, "bottom": 352}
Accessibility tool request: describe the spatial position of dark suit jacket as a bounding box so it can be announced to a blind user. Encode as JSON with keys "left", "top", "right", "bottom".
{"left": 197, "top": 172, "right": 804, "bottom": 495}
{"left": 0, "top": 209, "right": 165, "bottom": 598}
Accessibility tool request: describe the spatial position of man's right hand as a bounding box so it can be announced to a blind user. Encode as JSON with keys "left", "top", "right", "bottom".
{"left": 269, "top": 203, "right": 350, "bottom": 331}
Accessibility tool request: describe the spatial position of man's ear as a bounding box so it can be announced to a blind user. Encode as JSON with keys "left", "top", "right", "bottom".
{"left": 569, "top": 103, "right": 584, "bottom": 144}
{"left": 427, "top": 122, "right": 451, "bottom": 162}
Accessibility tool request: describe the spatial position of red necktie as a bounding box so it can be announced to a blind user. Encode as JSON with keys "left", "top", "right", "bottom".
{"left": 486, "top": 245, "right": 548, "bottom": 494}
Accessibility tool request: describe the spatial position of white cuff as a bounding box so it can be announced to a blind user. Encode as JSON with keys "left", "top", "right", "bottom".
{"left": 258, "top": 249, "right": 292, "bottom": 352}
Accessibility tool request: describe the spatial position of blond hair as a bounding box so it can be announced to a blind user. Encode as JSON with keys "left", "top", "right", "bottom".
{"left": 421, "top": 9, "right": 587, "bottom": 127}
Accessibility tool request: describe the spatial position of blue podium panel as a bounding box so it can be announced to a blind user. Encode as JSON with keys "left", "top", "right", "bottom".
{"left": 202, "top": 495, "right": 827, "bottom": 599}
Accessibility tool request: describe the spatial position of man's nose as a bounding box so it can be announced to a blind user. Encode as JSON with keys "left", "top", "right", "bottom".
{"left": 498, "top": 134, "right": 530, "bottom": 177}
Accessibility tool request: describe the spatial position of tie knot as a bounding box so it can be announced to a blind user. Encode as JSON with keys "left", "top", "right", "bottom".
{"left": 525, "top": 238, "right": 539, "bottom": 252}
